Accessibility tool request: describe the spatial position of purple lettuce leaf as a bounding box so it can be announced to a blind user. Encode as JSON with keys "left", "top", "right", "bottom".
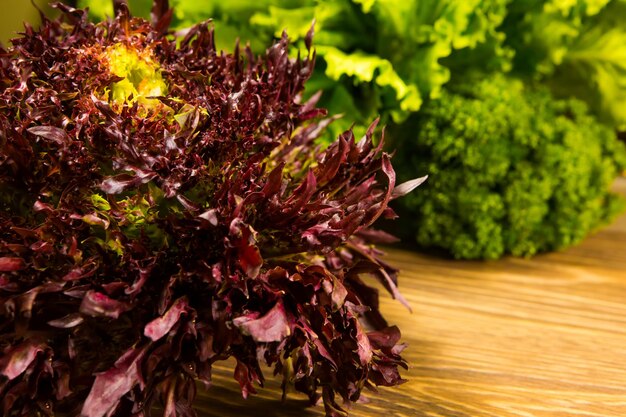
{"left": 0, "top": 2, "right": 427, "bottom": 415}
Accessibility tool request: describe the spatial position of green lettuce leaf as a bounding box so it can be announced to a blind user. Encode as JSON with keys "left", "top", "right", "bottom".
{"left": 319, "top": 46, "right": 421, "bottom": 119}
{"left": 549, "top": 0, "right": 626, "bottom": 129}
{"left": 504, "top": 0, "right": 626, "bottom": 129}
{"left": 247, "top": 0, "right": 510, "bottom": 136}
{"left": 371, "top": 0, "right": 511, "bottom": 98}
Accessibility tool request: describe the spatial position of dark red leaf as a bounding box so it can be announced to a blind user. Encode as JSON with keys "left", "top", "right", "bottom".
{"left": 262, "top": 163, "right": 285, "bottom": 197}
{"left": 355, "top": 321, "right": 373, "bottom": 366}
{"left": 100, "top": 170, "right": 157, "bottom": 194}
{"left": 376, "top": 267, "right": 411, "bottom": 312}
{"left": 54, "top": 362, "right": 73, "bottom": 400}
{"left": 355, "top": 228, "right": 400, "bottom": 244}
{"left": 327, "top": 275, "right": 347, "bottom": 311}
{"left": 370, "top": 362, "right": 406, "bottom": 386}
{"left": 322, "top": 387, "right": 348, "bottom": 417}
{"left": 231, "top": 222, "right": 263, "bottom": 278}
{"left": 0, "top": 342, "right": 44, "bottom": 380}
{"left": 367, "top": 326, "right": 402, "bottom": 350}
{"left": 47, "top": 313, "right": 84, "bottom": 328}
{"left": 0, "top": 257, "right": 25, "bottom": 272}
{"left": 151, "top": 0, "right": 172, "bottom": 34}
{"left": 27, "top": 126, "right": 69, "bottom": 146}
{"left": 233, "top": 302, "right": 290, "bottom": 343}
{"left": 363, "top": 153, "right": 395, "bottom": 228}
{"left": 234, "top": 360, "right": 257, "bottom": 399}
{"left": 316, "top": 134, "right": 350, "bottom": 185}
{"left": 113, "top": 0, "right": 129, "bottom": 16}
{"left": 305, "top": 20, "right": 315, "bottom": 51}
{"left": 81, "top": 346, "right": 147, "bottom": 417}
{"left": 281, "top": 169, "right": 317, "bottom": 219}
{"left": 198, "top": 209, "right": 218, "bottom": 226}
{"left": 100, "top": 175, "right": 136, "bottom": 195}
{"left": 144, "top": 297, "right": 188, "bottom": 341}
{"left": 79, "top": 291, "right": 129, "bottom": 319}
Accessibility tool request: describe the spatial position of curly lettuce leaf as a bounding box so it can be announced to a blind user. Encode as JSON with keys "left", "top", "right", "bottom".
{"left": 320, "top": 46, "right": 421, "bottom": 120}
{"left": 549, "top": 0, "right": 626, "bottom": 130}
{"left": 371, "top": 0, "right": 511, "bottom": 98}
{"left": 504, "top": 0, "right": 611, "bottom": 75}
{"left": 248, "top": 0, "right": 510, "bottom": 135}
{"left": 504, "top": 0, "right": 626, "bottom": 129}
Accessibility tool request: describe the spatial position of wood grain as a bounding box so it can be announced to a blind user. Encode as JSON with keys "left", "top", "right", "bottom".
{"left": 195, "top": 178, "right": 626, "bottom": 417}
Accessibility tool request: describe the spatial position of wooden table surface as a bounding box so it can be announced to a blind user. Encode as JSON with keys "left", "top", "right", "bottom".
{"left": 195, "top": 178, "right": 626, "bottom": 417}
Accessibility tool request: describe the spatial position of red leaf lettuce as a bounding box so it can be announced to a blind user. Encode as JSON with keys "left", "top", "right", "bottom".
{"left": 0, "top": 1, "right": 422, "bottom": 416}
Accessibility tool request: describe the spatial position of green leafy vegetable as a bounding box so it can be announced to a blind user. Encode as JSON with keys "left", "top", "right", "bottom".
{"left": 549, "top": 0, "right": 626, "bottom": 130}
{"left": 504, "top": 0, "right": 626, "bottom": 130}
{"left": 392, "top": 74, "right": 626, "bottom": 259}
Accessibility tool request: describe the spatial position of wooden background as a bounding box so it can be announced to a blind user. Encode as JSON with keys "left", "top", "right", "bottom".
{"left": 196, "top": 179, "right": 626, "bottom": 417}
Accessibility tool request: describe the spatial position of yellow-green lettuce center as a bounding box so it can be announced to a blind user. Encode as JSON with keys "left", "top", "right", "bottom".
{"left": 103, "top": 43, "right": 167, "bottom": 109}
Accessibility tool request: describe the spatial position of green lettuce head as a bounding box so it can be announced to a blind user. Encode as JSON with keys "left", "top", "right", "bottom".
{"left": 392, "top": 74, "right": 626, "bottom": 259}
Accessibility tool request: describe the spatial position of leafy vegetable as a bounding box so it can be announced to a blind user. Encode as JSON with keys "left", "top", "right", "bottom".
{"left": 0, "top": 2, "right": 422, "bottom": 416}
{"left": 78, "top": 0, "right": 511, "bottom": 140}
{"left": 504, "top": 0, "right": 626, "bottom": 130}
{"left": 392, "top": 74, "right": 626, "bottom": 259}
